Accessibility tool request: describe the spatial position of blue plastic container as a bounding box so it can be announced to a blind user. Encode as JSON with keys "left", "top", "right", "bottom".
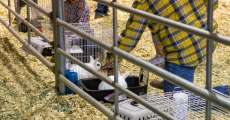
{"left": 64, "top": 70, "right": 79, "bottom": 94}
{"left": 213, "top": 85, "right": 230, "bottom": 96}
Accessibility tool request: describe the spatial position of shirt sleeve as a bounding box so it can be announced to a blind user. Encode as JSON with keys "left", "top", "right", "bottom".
{"left": 118, "top": 0, "right": 150, "bottom": 52}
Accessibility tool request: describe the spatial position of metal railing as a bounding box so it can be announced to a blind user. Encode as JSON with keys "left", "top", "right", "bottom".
{"left": 0, "top": 0, "right": 229, "bottom": 120}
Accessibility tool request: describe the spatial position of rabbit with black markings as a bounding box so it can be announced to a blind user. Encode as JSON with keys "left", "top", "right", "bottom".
{"left": 69, "top": 56, "right": 101, "bottom": 79}
{"left": 24, "top": 36, "right": 53, "bottom": 56}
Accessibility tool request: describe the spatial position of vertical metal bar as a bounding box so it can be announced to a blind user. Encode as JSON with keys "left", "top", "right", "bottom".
{"left": 113, "top": 0, "right": 119, "bottom": 120}
{"left": 52, "top": 0, "right": 66, "bottom": 94}
{"left": 8, "top": 0, "right": 11, "bottom": 26}
{"left": 205, "top": 0, "right": 214, "bottom": 120}
{"left": 27, "top": 4, "right": 31, "bottom": 43}
{"left": 15, "top": 0, "right": 20, "bottom": 29}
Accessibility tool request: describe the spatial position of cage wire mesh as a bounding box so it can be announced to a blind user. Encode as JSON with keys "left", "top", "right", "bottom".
{"left": 64, "top": 22, "right": 113, "bottom": 79}
{"left": 64, "top": 22, "right": 107, "bottom": 63}
{"left": 17, "top": 0, "right": 114, "bottom": 79}
{"left": 29, "top": 0, "right": 113, "bottom": 62}
{"left": 117, "top": 91, "right": 230, "bottom": 120}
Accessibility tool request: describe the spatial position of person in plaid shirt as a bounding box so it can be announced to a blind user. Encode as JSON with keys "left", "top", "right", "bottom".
{"left": 104, "top": 0, "right": 218, "bottom": 92}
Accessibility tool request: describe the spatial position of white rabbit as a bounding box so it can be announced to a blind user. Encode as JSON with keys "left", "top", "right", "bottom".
{"left": 69, "top": 56, "right": 101, "bottom": 79}
{"left": 98, "top": 72, "right": 129, "bottom": 90}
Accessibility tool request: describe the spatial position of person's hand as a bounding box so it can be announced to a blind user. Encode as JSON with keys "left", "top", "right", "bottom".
{"left": 101, "top": 52, "right": 122, "bottom": 75}
{"left": 101, "top": 61, "right": 114, "bottom": 75}
{"left": 149, "top": 55, "right": 165, "bottom": 68}
{"left": 102, "top": 61, "right": 113, "bottom": 70}
{"left": 102, "top": 52, "right": 114, "bottom": 75}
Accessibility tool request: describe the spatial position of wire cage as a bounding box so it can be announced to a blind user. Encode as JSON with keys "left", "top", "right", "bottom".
{"left": 64, "top": 23, "right": 106, "bottom": 63}
{"left": 16, "top": 0, "right": 114, "bottom": 80}
{"left": 64, "top": 22, "right": 111, "bottom": 80}
{"left": 117, "top": 91, "right": 230, "bottom": 120}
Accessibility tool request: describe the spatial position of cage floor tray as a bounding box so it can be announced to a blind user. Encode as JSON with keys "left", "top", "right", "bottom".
{"left": 80, "top": 76, "right": 147, "bottom": 102}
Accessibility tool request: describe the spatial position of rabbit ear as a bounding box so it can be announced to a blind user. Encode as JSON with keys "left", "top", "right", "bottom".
{"left": 95, "top": 57, "right": 99, "bottom": 61}
{"left": 89, "top": 56, "right": 94, "bottom": 62}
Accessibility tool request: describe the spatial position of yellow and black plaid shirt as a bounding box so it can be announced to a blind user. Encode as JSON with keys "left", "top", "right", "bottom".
{"left": 118, "top": 0, "right": 218, "bottom": 67}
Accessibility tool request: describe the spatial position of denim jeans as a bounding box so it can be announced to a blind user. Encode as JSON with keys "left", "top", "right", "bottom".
{"left": 163, "top": 62, "right": 196, "bottom": 92}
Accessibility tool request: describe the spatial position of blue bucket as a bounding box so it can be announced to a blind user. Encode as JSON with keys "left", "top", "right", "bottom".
{"left": 64, "top": 70, "right": 79, "bottom": 94}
